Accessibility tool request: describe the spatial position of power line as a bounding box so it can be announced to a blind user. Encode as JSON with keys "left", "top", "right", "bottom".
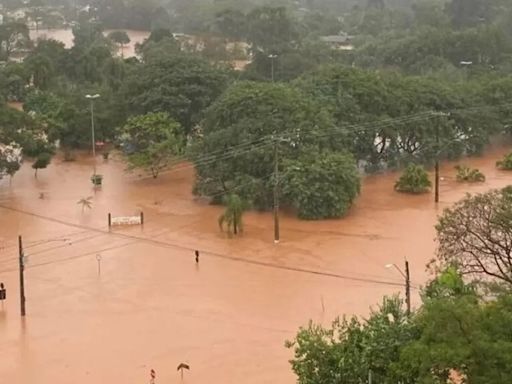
{"left": 0, "top": 204, "right": 413, "bottom": 288}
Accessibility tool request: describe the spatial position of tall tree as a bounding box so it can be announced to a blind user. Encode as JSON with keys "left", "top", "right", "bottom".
{"left": 107, "top": 30, "right": 131, "bottom": 57}
{"left": 123, "top": 53, "right": 231, "bottom": 134}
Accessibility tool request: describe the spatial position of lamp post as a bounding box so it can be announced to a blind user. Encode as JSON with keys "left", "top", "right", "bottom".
{"left": 385, "top": 261, "right": 411, "bottom": 315}
{"left": 85, "top": 94, "right": 100, "bottom": 175}
{"left": 268, "top": 54, "right": 277, "bottom": 82}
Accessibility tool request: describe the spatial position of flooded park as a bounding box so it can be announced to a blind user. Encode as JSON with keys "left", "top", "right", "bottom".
{"left": 1, "top": 144, "right": 511, "bottom": 384}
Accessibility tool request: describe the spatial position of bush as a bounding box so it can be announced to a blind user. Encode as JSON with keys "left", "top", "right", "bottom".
{"left": 455, "top": 165, "right": 485, "bottom": 182}
{"left": 395, "top": 164, "right": 431, "bottom": 194}
{"left": 496, "top": 152, "right": 512, "bottom": 170}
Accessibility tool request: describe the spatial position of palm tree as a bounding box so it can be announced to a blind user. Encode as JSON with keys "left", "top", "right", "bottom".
{"left": 218, "top": 194, "right": 248, "bottom": 236}
{"left": 77, "top": 196, "right": 93, "bottom": 212}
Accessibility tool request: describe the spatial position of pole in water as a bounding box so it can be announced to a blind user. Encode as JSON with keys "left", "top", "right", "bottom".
{"left": 195, "top": 250, "right": 199, "bottom": 263}
{"left": 18, "top": 235, "right": 26, "bottom": 317}
{"left": 96, "top": 254, "right": 102, "bottom": 276}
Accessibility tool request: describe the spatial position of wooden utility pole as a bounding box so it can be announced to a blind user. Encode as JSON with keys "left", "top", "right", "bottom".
{"left": 273, "top": 139, "right": 280, "bottom": 243}
{"left": 18, "top": 235, "right": 26, "bottom": 317}
{"left": 405, "top": 260, "right": 411, "bottom": 316}
{"left": 434, "top": 124, "right": 440, "bottom": 203}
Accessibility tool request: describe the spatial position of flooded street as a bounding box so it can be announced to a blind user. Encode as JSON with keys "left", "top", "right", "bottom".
{"left": 1, "top": 146, "right": 511, "bottom": 384}
{"left": 30, "top": 29, "right": 150, "bottom": 58}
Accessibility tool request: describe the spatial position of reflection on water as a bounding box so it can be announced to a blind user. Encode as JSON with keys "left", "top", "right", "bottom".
{"left": 30, "top": 29, "right": 150, "bottom": 58}
{"left": 0, "top": 147, "right": 511, "bottom": 383}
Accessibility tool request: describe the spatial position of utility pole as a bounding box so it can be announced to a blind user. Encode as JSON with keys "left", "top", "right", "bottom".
{"left": 434, "top": 124, "right": 440, "bottom": 204}
{"left": 405, "top": 260, "right": 411, "bottom": 316}
{"left": 18, "top": 235, "right": 26, "bottom": 317}
{"left": 386, "top": 261, "right": 411, "bottom": 316}
{"left": 273, "top": 139, "right": 280, "bottom": 243}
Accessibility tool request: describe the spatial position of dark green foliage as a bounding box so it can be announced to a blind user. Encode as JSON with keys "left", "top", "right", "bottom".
{"left": 192, "top": 81, "right": 336, "bottom": 213}
{"left": 282, "top": 152, "right": 360, "bottom": 219}
{"left": 395, "top": 164, "right": 432, "bottom": 193}
{"left": 123, "top": 53, "right": 231, "bottom": 134}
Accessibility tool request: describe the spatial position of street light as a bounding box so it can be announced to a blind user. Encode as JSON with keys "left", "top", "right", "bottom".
{"left": 385, "top": 261, "right": 411, "bottom": 315}
{"left": 268, "top": 54, "right": 277, "bottom": 82}
{"left": 85, "top": 94, "right": 100, "bottom": 175}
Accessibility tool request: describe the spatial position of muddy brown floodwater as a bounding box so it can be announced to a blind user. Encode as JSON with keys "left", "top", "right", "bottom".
{"left": 30, "top": 29, "right": 150, "bottom": 58}
{"left": 0, "top": 146, "right": 511, "bottom": 384}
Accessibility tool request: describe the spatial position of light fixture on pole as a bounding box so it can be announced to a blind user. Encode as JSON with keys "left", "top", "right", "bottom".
{"left": 385, "top": 261, "right": 411, "bottom": 315}
{"left": 85, "top": 94, "right": 100, "bottom": 175}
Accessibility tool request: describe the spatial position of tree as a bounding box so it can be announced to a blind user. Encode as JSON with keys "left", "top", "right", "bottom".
{"left": 32, "top": 152, "right": 52, "bottom": 178}
{"left": 0, "top": 22, "right": 31, "bottom": 61}
{"left": 446, "top": 0, "right": 490, "bottom": 28}
{"left": 119, "top": 112, "right": 185, "bottom": 178}
{"left": 282, "top": 152, "right": 360, "bottom": 220}
{"left": 401, "top": 268, "right": 512, "bottom": 384}
{"left": 288, "top": 263, "right": 512, "bottom": 384}
{"left": 77, "top": 196, "right": 93, "bottom": 212}
{"left": 192, "top": 81, "right": 335, "bottom": 212}
{"left": 286, "top": 296, "right": 417, "bottom": 384}
{"left": 0, "top": 144, "right": 22, "bottom": 183}
{"left": 435, "top": 187, "right": 512, "bottom": 286}
{"left": 107, "top": 30, "right": 131, "bottom": 57}
{"left": 218, "top": 193, "right": 248, "bottom": 236}
{"left": 0, "top": 105, "right": 54, "bottom": 180}
{"left": 395, "top": 164, "right": 432, "bottom": 193}
{"left": 123, "top": 53, "right": 230, "bottom": 135}
{"left": 246, "top": 6, "right": 299, "bottom": 55}
{"left": 25, "top": 54, "right": 54, "bottom": 90}
{"left": 215, "top": 8, "right": 246, "bottom": 41}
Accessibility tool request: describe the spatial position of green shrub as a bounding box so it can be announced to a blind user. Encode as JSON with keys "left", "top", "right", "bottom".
{"left": 455, "top": 165, "right": 485, "bottom": 182}
{"left": 395, "top": 164, "right": 431, "bottom": 194}
{"left": 496, "top": 152, "right": 512, "bottom": 170}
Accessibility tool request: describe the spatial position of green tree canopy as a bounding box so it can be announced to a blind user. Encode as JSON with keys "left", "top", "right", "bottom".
{"left": 192, "top": 81, "right": 331, "bottom": 204}
{"left": 119, "top": 112, "right": 185, "bottom": 178}
{"left": 123, "top": 53, "right": 231, "bottom": 134}
{"left": 282, "top": 151, "right": 360, "bottom": 219}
